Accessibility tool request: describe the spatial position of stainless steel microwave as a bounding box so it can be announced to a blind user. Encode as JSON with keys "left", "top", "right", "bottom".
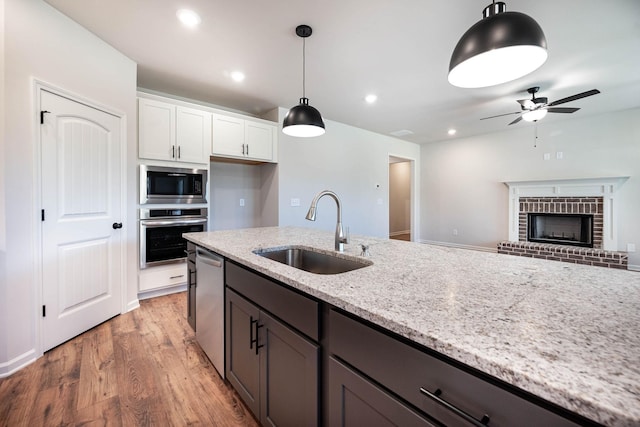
{"left": 140, "top": 165, "right": 208, "bottom": 204}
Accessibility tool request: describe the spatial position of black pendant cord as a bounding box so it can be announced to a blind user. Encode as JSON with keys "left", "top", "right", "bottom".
{"left": 302, "top": 37, "right": 306, "bottom": 99}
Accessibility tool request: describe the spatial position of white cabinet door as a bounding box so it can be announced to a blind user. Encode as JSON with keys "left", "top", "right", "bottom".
{"left": 176, "top": 106, "right": 211, "bottom": 164}
{"left": 245, "top": 121, "right": 274, "bottom": 161}
{"left": 212, "top": 114, "right": 277, "bottom": 162}
{"left": 138, "top": 98, "right": 176, "bottom": 161}
{"left": 212, "top": 114, "right": 245, "bottom": 158}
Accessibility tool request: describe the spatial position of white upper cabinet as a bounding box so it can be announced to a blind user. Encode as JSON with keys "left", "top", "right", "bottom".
{"left": 139, "top": 95, "right": 277, "bottom": 165}
{"left": 212, "top": 114, "right": 277, "bottom": 163}
{"left": 138, "top": 98, "right": 211, "bottom": 165}
{"left": 176, "top": 106, "right": 211, "bottom": 164}
{"left": 138, "top": 98, "right": 175, "bottom": 161}
{"left": 211, "top": 114, "right": 245, "bottom": 158}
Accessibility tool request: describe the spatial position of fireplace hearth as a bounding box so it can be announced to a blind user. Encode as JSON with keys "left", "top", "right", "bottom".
{"left": 528, "top": 213, "right": 593, "bottom": 248}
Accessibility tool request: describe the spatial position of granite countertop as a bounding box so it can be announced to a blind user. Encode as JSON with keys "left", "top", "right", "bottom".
{"left": 184, "top": 226, "right": 640, "bottom": 427}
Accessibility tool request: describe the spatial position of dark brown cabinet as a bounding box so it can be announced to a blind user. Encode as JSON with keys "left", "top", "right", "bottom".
{"left": 329, "top": 309, "right": 591, "bottom": 427}
{"left": 329, "top": 357, "right": 437, "bottom": 427}
{"left": 225, "top": 264, "right": 319, "bottom": 427}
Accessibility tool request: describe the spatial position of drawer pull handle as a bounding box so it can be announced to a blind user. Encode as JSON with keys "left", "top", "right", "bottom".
{"left": 419, "top": 387, "right": 490, "bottom": 427}
{"left": 250, "top": 316, "right": 257, "bottom": 349}
{"left": 255, "top": 323, "right": 264, "bottom": 355}
{"left": 169, "top": 275, "right": 185, "bottom": 279}
{"left": 249, "top": 317, "right": 265, "bottom": 354}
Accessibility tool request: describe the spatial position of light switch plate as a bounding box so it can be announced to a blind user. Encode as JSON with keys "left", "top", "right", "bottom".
{"left": 291, "top": 198, "right": 300, "bottom": 207}
{"left": 239, "top": 198, "right": 245, "bottom": 207}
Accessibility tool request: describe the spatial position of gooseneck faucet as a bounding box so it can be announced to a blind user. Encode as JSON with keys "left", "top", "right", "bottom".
{"left": 305, "top": 190, "right": 348, "bottom": 252}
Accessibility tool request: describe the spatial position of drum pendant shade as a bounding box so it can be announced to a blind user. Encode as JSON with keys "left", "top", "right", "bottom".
{"left": 448, "top": 2, "right": 547, "bottom": 88}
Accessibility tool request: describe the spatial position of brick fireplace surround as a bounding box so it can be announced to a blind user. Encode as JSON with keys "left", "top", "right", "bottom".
{"left": 499, "top": 178, "right": 629, "bottom": 269}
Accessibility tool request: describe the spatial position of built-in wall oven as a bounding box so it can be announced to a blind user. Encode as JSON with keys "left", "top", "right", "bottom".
{"left": 139, "top": 207, "right": 208, "bottom": 269}
{"left": 140, "top": 165, "right": 208, "bottom": 205}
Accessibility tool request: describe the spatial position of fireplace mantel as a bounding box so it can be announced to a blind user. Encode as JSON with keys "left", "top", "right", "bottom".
{"left": 503, "top": 177, "right": 629, "bottom": 251}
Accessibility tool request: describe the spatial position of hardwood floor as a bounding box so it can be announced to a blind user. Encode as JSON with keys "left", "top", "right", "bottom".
{"left": 0, "top": 292, "right": 259, "bottom": 427}
{"left": 390, "top": 233, "right": 411, "bottom": 241}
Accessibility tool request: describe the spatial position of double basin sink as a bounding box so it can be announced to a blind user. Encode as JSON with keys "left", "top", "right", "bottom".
{"left": 254, "top": 246, "right": 372, "bottom": 275}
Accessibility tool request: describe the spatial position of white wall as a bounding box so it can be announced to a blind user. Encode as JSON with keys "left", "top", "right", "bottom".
{"left": 389, "top": 161, "right": 411, "bottom": 234}
{"left": 275, "top": 108, "right": 421, "bottom": 239}
{"left": 420, "top": 108, "right": 640, "bottom": 267}
{"left": 1, "top": 0, "right": 137, "bottom": 375}
{"left": 209, "top": 161, "right": 264, "bottom": 230}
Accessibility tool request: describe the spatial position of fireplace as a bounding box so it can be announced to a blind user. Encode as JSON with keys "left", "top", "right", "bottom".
{"left": 527, "top": 213, "right": 593, "bottom": 248}
{"left": 499, "top": 177, "right": 629, "bottom": 269}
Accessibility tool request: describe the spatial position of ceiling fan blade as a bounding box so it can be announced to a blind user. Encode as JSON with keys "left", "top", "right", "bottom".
{"left": 480, "top": 111, "right": 521, "bottom": 120}
{"left": 508, "top": 116, "right": 523, "bottom": 125}
{"left": 547, "top": 107, "right": 580, "bottom": 114}
{"left": 547, "top": 89, "right": 600, "bottom": 106}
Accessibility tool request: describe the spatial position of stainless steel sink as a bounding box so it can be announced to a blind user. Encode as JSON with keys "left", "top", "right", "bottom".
{"left": 253, "top": 246, "right": 372, "bottom": 275}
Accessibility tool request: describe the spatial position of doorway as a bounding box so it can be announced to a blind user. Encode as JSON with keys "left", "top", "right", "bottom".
{"left": 388, "top": 156, "right": 414, "bottom": 241}
{"left": 38, "top": 86, "right": 125, "bottom": 351}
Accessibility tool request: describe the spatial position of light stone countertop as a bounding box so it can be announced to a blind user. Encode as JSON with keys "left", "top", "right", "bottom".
{"left": 184, "top": 226, "right": 640, "bottom": 427}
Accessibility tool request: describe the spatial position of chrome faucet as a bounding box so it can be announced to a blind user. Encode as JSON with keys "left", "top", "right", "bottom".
{"left": 305, "top": 190, "right": 348, "bottom": 252}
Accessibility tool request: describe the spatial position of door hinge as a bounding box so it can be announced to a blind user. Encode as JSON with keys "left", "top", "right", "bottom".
{"left": 40, "top": 110, "right": 51, "bottom": 125}
{"left": 41, "top": 209, "right": 45, "bottom": 221}
{"left": 42, "top": 305, "right": 46, "bottom": 317}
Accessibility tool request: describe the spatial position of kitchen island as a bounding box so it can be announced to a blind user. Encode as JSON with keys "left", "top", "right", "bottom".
{"left": 185, "top": 226, "right": 640, "bottom": 427}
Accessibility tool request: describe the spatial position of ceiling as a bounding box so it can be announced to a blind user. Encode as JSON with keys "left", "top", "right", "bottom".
{"left": 44, "top": 0, "right": 640, "bottom": 144}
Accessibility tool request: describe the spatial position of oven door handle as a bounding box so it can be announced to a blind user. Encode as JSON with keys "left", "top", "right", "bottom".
{"left": 140, "top": 218, "right": 208, "bottom": 227}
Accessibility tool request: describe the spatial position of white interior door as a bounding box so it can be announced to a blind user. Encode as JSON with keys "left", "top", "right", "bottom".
{"left": 40, "top": 89, "right": 124, "bottom": 351}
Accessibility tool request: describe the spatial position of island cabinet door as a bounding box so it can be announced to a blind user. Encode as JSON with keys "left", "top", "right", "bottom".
{"left": 226, "top": 289, "right": 261, "bottom": 417}
{"left": 259, "top": 311, "right": 319, "bottom": 427}
{"left": 329, "top": 357, "right": 437, "bottom": 427}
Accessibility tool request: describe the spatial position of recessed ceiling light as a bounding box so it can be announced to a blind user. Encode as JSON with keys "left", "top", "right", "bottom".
{"left": 176, "top": 9, "right": 201, "bottom": 28}
{"left": 448, "top": 129, "right": 457, "bottom": 136}
{"left": 365, "top": 94, "right": 378, "bottom": 104}
{"left": 230, "top": 71, "right": 245, "bottom": 82}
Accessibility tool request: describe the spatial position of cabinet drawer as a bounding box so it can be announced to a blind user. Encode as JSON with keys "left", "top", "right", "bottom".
{"left": 139, "top": 263, "right": 187, "bottom": 291}
{"left": 226, "top": 262, "right": 319, "bottom": 341}
{"left": 329, "top": 309, "right": 584, "bottom": 427}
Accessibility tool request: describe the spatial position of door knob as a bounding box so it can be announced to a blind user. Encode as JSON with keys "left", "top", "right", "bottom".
{"left": 112, "top": 222, "right": 123, "bottom": 229}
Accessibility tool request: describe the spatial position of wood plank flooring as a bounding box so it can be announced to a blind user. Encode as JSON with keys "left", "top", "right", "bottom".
{"left": 0, "top": 292, "right": 259, "bottom": 427}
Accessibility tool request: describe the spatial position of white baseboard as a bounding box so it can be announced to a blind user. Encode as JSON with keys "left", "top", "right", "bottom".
{"left": 389, "top": 230, "right": 410, "bottom": 237}
{"left": 0, "top": 349, "right": 37, "bottom": 378}
{"left": 138, "top": 284, "right": 187, "bottom": 301}
{"left": 126, "top": 298, "right": 140, "bottom": 313}
{"left": 628, "top": 264, "right": 640, "bottom": 272}
{"left": 418, "top": 240, "right": 498, "bottom": 253}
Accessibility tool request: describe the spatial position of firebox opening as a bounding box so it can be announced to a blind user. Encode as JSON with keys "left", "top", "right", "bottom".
{"left": 527, "top": 213, "right": 594, "bottom": 248}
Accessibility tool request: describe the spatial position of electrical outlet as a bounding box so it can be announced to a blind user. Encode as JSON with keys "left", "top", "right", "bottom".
{"left": 453, "top": 229, "right": 458, "bottom": 236}
{"left": 239, "top": 198, "right": 245, "bottom": 207}
{"left": 543, "top": 153, "right": 551, "bottom": 160}
{"left": 291, "top": 198, "right": 300, "bottom": 207}
{"left": 556, "top": 151, "right": 564, "bottom": 160}
{"left": 627, "top": 243, "right": 636, "bottom": 253}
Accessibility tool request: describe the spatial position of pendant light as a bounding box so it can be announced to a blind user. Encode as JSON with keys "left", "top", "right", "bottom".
{"left": 448, "top": 1, "right": 547, "bottom": 88}
{"left": 283, "top": 25, "right": 325, "bottom": 137}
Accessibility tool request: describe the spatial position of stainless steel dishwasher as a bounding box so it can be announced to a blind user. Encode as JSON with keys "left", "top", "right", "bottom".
{"left": 195, "top": 246, "right": 225, "bottom": 379}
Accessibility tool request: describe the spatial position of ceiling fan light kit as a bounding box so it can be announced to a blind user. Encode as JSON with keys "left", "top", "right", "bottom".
{"left": 283, "top": 24, "right": 326, "bottom": 138}
{"left": 448, "top": 1, "right": 548, "bottom": 88}
{"left": 522, "top": 109, "right": 547, "bottom": 122}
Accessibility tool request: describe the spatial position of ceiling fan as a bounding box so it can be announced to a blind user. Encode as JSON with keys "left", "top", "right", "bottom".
{"left": 480, "top": 87, "right": 601, "bottom": 125}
